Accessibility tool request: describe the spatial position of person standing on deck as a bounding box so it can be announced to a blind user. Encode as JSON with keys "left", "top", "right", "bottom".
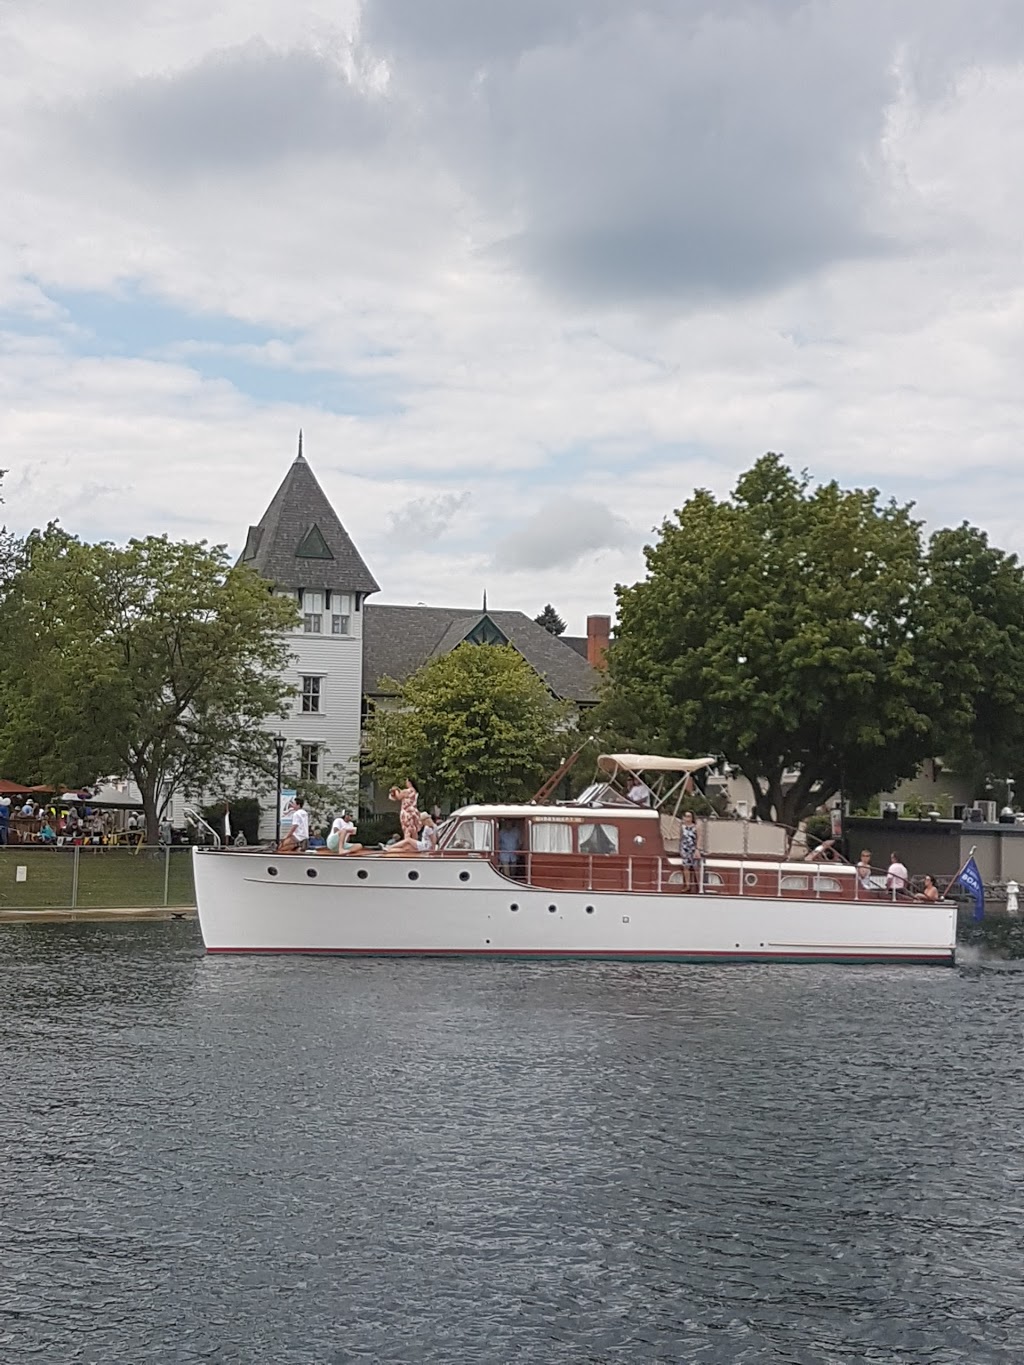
{"left": 289, "top": 797, "right": 310, "bottom": 852}
{"left": 885, "top": 852, "right": 909, "bottom": 896}
{"left": 678, "top": 810, "right": 702, "bottom": 892}
{"left": 390, "top": 780, "right": 420, "bottom": 842}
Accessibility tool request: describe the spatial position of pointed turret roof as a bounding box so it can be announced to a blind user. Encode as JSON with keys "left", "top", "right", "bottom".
{"left": 239, "top": 444, "right": 379, "bottom": 594}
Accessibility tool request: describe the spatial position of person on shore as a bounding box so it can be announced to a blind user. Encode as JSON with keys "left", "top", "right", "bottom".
{"left": 885, "top": 852, "right": 909, "bottom": 895}
{"left": 0, "top": 795, "right": 9, "bottom": 846}
{"left": 678, "top": 810, "right": 701, "bottom": 892}
{"left": 917, "top": 874, "right": 941, "bottom": 903}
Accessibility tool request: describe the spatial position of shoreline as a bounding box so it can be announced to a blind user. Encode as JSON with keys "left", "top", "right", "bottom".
{"left": 0, "top": 906, "right": 196, "bottom": 923}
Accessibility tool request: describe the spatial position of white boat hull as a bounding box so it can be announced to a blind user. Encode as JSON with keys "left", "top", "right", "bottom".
{"left": 193, "top": 850, "right": 957, "bottom": 965}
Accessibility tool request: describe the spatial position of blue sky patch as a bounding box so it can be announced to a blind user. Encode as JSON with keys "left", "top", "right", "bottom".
{"left": 7, "top": 283, "right": 405, "bottom": 417}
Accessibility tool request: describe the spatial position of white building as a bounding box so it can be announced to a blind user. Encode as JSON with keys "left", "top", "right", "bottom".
{"left": 238, "top": 441, "right": 379, "bottom": 837}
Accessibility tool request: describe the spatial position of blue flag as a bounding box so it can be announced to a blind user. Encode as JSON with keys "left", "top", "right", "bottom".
{"left": 956, "top": 856, "right": 985, "bottom": 922}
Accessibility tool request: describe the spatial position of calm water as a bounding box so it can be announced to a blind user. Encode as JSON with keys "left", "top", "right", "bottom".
{"left": 3, "top": 924, "right": 1024, "bottom": 1364}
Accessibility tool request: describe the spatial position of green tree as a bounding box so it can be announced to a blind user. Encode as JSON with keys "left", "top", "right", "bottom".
{"left": 604, "top": 454, "right": 941, "bottom": 827}
{"left": 0, "top": 531, "right": 299, "bottom": 839}
{"left": 364, "top": 643, "right": 569, "bottom": 806}
{"left": 534, "top": 603, "right": 567, "bottom": 636}
{"left": 922, "top": 523, "right": 1024, "bottom": 792}
{"left": 0, "top": 469, "right": 21, "bottom": 591}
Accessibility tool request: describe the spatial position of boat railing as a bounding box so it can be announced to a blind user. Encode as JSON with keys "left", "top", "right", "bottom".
{"left": 441, "top": 846, "right": 920, "bottom": 904}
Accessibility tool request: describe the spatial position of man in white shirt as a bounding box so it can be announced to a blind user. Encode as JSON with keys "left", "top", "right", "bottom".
{"left": 290, "top": 798, "right": 310, "bottom": 851}
{"left": 327, "top": 812, "right": 356, "bottom": 852}
{"left": 885, "top": 852, "right": 909, "bottom": 895}
{"left": 627, "top": 779, "right": 652, "bottom": 807}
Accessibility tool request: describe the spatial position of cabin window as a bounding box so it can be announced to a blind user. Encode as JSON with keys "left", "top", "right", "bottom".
{"left": 705, "top": 872, "right": 724, "bottom": 886}
{"left": 449, "top": 819, "right": 493, "bottom": 852}
{"left": 531, "top": 821, "right": 572, "bottom": 854}
{"left": 578, "top": 823, "right": 619, "bottom": 855}
{"left": 780, "top": 875, "right": 809, "bottom": 891}
{"left": 813, "top": 876, "right": 842, "bottom": 893}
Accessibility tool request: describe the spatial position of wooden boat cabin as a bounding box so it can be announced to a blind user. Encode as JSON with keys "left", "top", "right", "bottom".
{"left": 436, "top": 803, "right": 871, "bottom": 902}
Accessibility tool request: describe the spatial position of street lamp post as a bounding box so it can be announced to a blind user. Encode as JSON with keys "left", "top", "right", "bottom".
{"left": 273, "top": 733, "right": 286, "bottom": 847}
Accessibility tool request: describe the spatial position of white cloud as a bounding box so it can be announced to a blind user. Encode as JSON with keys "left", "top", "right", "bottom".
{"left": 1, "top": 1, "right": 1024, "bottom": 636}
{"left": 387, "top": 491, "right": 471, "bottom": 546}
{"left": 493, "top": 497, "right": 630, "bottom": 572}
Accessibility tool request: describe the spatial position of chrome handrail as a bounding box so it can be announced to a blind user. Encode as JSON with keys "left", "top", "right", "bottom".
{"left": 183, "top": 805, "right": 221, "bottom": 849}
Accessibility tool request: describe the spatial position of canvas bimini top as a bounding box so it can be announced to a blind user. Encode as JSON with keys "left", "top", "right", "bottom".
{"left": 596, "top": 754, "right": 717, "bottom": 775}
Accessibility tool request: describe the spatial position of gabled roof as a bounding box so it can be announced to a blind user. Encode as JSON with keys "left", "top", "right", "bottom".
{"left": 239, "top": 448, "right": 379, "bottom": 595}
{"left": 363, "top": 604, "right": 601, "bottom": 703}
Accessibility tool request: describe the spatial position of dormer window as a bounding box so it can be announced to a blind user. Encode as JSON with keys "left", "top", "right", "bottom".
{"left": 303, "top": 591, "right": 323, "bottom": 634}
{"left": 295, "top": 524, "right": 334, "bottom": 560}
{"left": 331, "top": 593, "right": 352, "bottom": 636}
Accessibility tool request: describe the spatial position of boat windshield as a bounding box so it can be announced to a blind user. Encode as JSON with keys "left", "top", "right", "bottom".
{"left": 445, "top": 818, "right": 493, "bottom": 852}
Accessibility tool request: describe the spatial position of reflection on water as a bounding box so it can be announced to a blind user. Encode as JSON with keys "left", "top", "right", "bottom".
{"left": 2, "top": 921, "right": 1024, "bottom": 1363}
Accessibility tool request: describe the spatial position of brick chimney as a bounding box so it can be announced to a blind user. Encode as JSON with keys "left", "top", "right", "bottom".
{"left": 586, "top": 614, "right": 611, "bottom": 670}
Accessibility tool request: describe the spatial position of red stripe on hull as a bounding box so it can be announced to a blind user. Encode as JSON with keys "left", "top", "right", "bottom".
{"left": 204, "top": 946, "right": 954, "bottom": 964}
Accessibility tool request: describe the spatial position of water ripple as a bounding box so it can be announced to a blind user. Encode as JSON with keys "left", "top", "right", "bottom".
{"left": 2, "top": 923, "right": 1024, "bottom": 1362}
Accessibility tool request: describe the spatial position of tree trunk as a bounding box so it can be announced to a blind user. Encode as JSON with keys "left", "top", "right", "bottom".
{"left": 779, "top": 774, "right": 838, "bottom": 832}
{"left": 135, "top": 771, "right": 161, "bottom": 845}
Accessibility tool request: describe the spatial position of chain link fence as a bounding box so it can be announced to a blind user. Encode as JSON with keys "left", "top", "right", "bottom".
{"left": 0, "top": 846, "right": 196, "bottom": 909}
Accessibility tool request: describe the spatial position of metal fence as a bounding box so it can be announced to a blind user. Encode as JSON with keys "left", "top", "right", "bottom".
{"left": 0, "top": 846, "right": 196, "bottom": 910}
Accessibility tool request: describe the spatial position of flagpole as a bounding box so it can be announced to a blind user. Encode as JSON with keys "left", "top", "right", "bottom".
{"left": 942, "top": 844, "right": 977, "bottom": 899}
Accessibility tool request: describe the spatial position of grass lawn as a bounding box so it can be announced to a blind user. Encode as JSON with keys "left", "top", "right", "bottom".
{"left": 0, "top": 847, "right": 196, "bottom": 908}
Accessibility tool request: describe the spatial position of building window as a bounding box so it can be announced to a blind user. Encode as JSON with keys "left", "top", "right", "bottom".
{"left": 303, "top": 591, "right": 323, "bottom": 634}
{"left": 301, "top": 676, "right": 321, "bottom": 713}
{"left": 299, "top": 744, "right": 320, "bottom": 781}
{"left": 331, "top": 592, "right": 352, "bottom": 636}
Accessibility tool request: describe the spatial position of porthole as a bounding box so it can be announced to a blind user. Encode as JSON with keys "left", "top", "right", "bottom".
{"left": 267, "top": 866, "right": 278, "bottom": 877}
{"left": 585, "top": 906, "right": 594, "bottom": 915}
{"left": 306, "top": 868, "right": 317, "bottom": 879}
{"left": 744, "top": 873, "right": 758, "bottom": 887}
{"left": 510, "top": 903, "right": 519, "bottom": 912}
{"left": 357, "top": 869, "right": 368, "bottom": 880}
{"left": 408, "top": 870, "right": 419, "bottom": 881}
{"left": 548, "top": 904, "right": 557, "bottom": 914}
{"left": 459, "top": 871, "right": 470, "bottom": 882}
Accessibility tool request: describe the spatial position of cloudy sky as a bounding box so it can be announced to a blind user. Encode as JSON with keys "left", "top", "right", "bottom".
{"left": 3, "top": 0, "right": 1024, "bottom": 630}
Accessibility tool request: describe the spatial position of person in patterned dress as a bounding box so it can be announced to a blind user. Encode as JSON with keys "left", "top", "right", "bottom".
{"left": 390, "top": 780, "right": 420, "bottom": 842}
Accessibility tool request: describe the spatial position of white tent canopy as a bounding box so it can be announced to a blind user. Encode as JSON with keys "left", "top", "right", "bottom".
{"left": 598, "top": 754, "right": 717, "bottom": 774}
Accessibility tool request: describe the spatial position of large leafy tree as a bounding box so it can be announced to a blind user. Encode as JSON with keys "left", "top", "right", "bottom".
{"left": 0, "top": 530, "right": 299, "bottom": 839}
{"left": 605, "top": 455, "right": 943, "bottom": 827}
{"left": 922, "top": 523, "right": 1024, "bottom": 790}
{"left": 364, "top": 643, "right": 569, "bottom": 806}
